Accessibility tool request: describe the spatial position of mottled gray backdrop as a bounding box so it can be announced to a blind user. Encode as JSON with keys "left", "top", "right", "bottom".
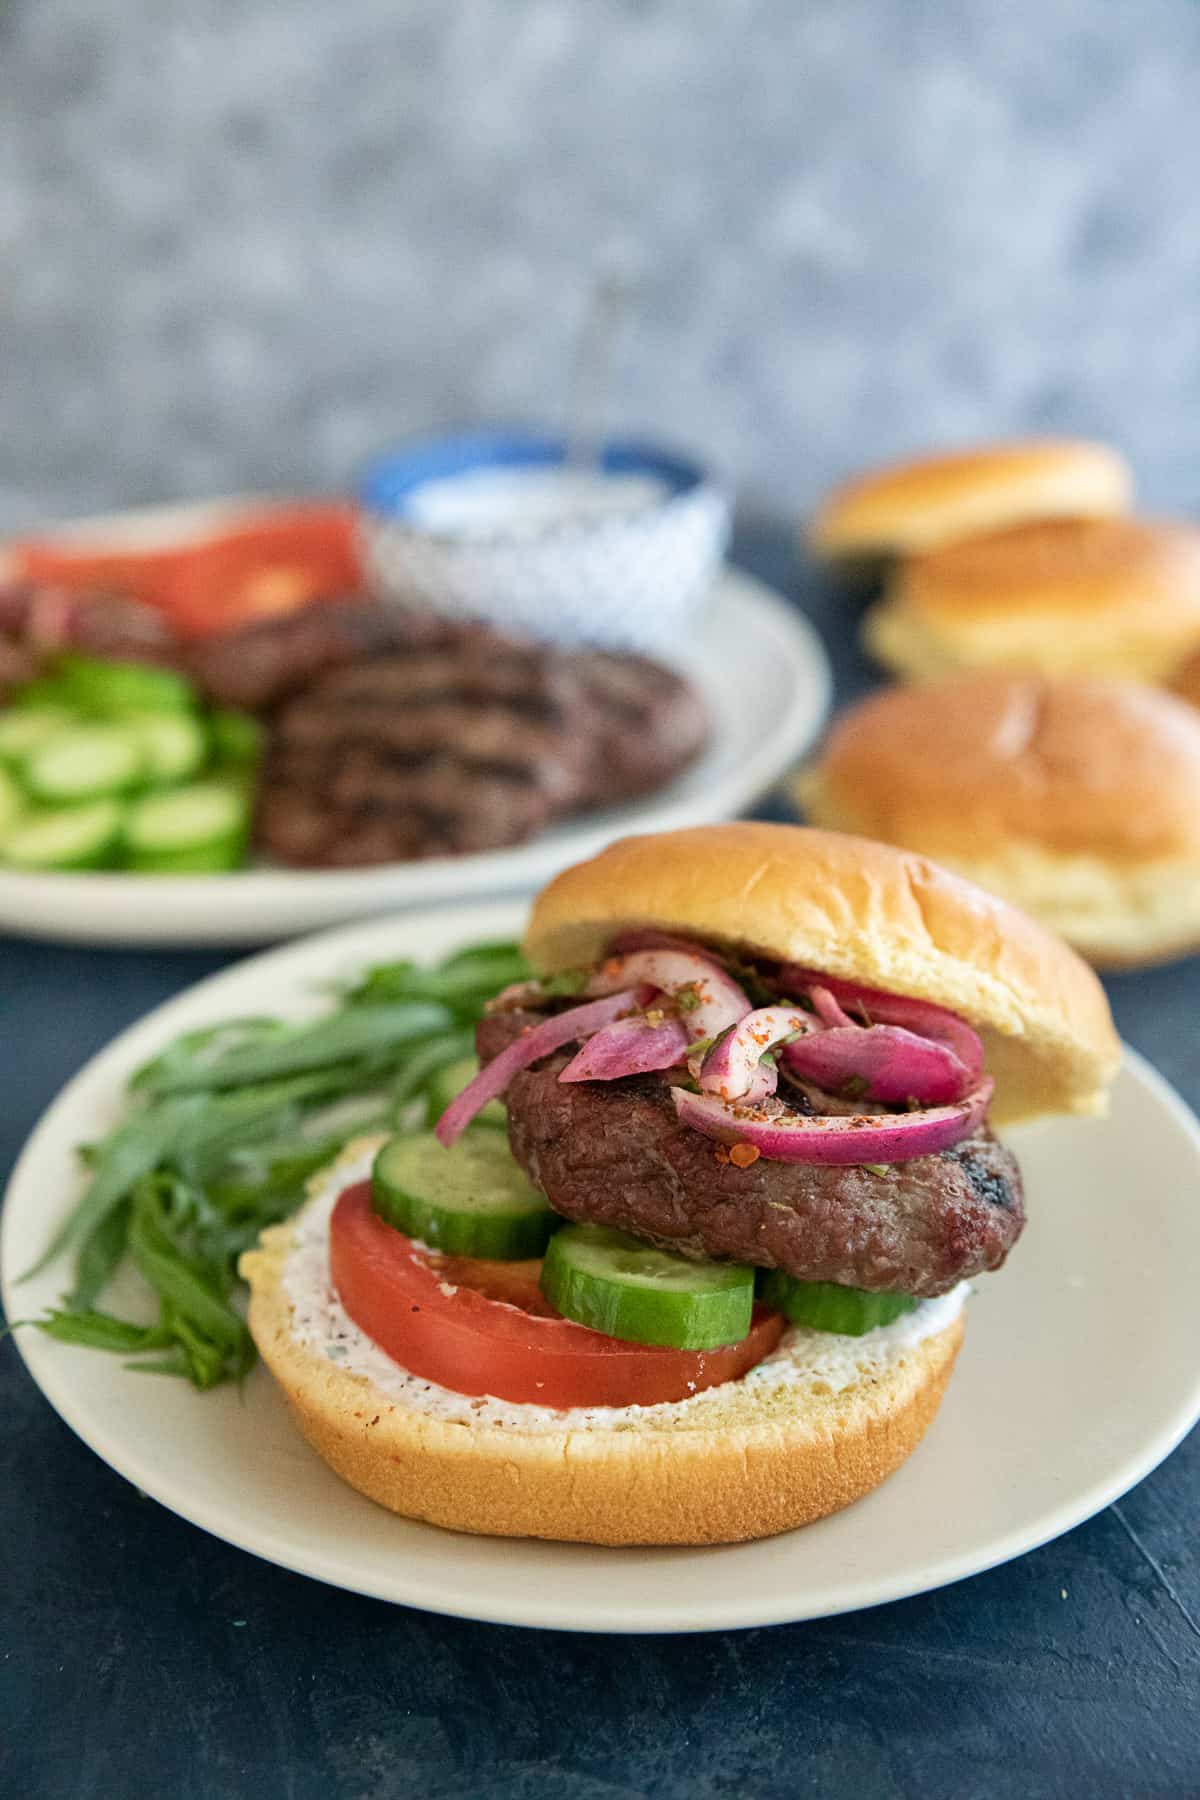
{"left": 3, "top": 0, "right": 1200, "bottom": 531}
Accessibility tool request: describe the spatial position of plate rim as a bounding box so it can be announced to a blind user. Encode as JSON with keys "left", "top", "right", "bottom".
{"left": 5, "top": 899, "right": 1200, "bottom": 1634}
{"left": 0, "top": 564, "right": 831, "bottom": 946}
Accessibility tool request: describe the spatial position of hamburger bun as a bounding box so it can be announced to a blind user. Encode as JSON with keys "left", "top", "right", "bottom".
{"left": 241, "top": 1141, "right": 966, "bottom": 1546}
{"left": 863, "top": 516, "right": 1200, "bottom": 682}
{"left": 526, "top": 822, "right": 1119, "bottom": 1124}
{"left": 1170, "top": 645, "right": 1200, "bottom": 711}
{"left": 800, "top": 677, "right": 1200, "bottom": 969}
{"left": 808, "top": 439, "right": 1132, "bottom": 564}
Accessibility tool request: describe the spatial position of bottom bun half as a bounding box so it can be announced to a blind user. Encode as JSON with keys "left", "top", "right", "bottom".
{"left": 241, "top": 1149, "right": 965, "bottom": 1547}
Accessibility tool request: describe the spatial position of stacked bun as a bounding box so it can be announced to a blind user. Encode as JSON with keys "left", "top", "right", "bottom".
{"left": 799, "top": 676, "right": 1200, "bottom": 967}
{"left": 808, "top": 439, "right": 1132, "bottom": 565}
{"left": 863, "top": 516, "right": 1200, "bottom": 684}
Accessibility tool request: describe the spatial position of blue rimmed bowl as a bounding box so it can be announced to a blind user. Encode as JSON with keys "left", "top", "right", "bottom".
{"left": 357, "top": 430, "right": 730, "bottom": 652}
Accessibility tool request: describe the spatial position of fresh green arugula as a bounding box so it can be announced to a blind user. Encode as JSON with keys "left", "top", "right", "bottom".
{"left": 19, "top": 940, "right": 531, "bottom": 1389}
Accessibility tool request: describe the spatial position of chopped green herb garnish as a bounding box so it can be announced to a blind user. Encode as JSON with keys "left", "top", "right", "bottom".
{"left": 862, "top": 1163, "right": 889, "bottom": 1177}
{"left": 840, "top": 1075, "right": 870, "bottom": 1100}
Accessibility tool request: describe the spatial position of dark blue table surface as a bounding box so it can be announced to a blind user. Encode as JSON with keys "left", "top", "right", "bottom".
{"left": 3, "top": 524, "right": 1198, "bottom": 1800}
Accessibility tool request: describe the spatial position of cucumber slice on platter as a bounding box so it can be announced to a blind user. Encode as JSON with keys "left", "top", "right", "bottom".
{"left": 0, "top": 707, "right": 75, "bottom": 764}
{"left": 23, "top": 726, "right": 145, "bottom": 804}
{"left": 134, "top": 712, "right": 208, "bottom": 784}
{"left": 0, "top": 765, "right": 25, "bottom": 842}
{"left": 58, "top": 654, "right": 196, "bottom": 715}
{"left": 540, "top": 1224, "right": 755, "bottom": 1350}
{"left": 426, "top": 1055, "right": 507, "bottom": 1130}
{"left": 208, "top": 709, "right": 263, "bottom": 768}
{"left": 3, "top": 800, "right": 124, "bottom": 871}
{"left": 759, "top": 1271, "right": 917, "bottom": 1336}
{"left": 372, "top": 1131, "right": 557, "bottom": 1260}
{"left": 123, "top": 781, "right": 249, "bottom": 873}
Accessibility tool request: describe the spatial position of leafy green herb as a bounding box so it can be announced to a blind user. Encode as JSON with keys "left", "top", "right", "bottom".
{"left": 140, "top": 1003, "right": 453, "bottom": 1095}
{"left": 18, "top": 939, "right": 520, "bottom": 1392}
{"left": 24, "top": 1309, "right": 175, "bottom": 1355}
{"left": 675, "top": 985, "right": 702, "bottom": 1014}
{"left": 862, "top": 1163, "right": 889, "bottom": 1177}
{"left": 840, "top": 1075, "right": 870, "bottom": 1100}
{"left": 68, "top": 1197, "right": 132, "bottom": 1312}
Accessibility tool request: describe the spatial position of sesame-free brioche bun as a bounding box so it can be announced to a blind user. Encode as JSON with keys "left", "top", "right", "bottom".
{"left": 525, "top": 823, "right": 1119, "bottom": 1123}
{"left": 863, "top": 516, "right": 1200, "bottom": 683}
{"left": 241, "top": 1143, "right": 964, "bottom": 1547}
{"left": 808, "top": 440, "right": 1132, "bottom": 562}
{"left": 800, "top": 677, "right": 1200, "bottom": 969}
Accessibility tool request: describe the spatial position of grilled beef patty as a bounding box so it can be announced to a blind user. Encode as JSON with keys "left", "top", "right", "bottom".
{"left": 252, "top": 622, "right": 711, "bottom": 867}
{"left": 256, "top": 638, "right": 592, "bottom": 864}
{"left": 186, "top": 602, "right": 470, "bottom": 711}
{"left": 478, "top": 1010, "right": 1024, "bottom": 1297}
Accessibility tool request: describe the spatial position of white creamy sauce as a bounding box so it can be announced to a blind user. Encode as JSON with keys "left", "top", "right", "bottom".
{"left": 402, "top": 467, "right": 670, "bottom": 538}
{"left": 282, "top": 1147, "right": 967, "bottom": 1435}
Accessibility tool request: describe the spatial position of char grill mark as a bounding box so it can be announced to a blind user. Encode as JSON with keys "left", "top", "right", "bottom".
{"left": 256, "top": 644, "right": 589, "bottom": 864}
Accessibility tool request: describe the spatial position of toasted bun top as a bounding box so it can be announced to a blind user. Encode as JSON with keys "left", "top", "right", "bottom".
{"left": 808, "top": 675, "right": 1200, "bottom": 866}
{"left": 808, "top": 440, "right": 1132, "bottom": 558}
{"left": 525, "top": 823, "right": 1119, "bottom": 1123}
{"left": 893, "top": 516, "right": 1200, "bottom": 628}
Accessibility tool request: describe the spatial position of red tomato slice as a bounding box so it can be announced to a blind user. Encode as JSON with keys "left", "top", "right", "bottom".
{"left": 14, "top": 502, "right": 363, "bottom": 637}
{"left": 329, "top": 1183, "right": 784, "bottom": 1410}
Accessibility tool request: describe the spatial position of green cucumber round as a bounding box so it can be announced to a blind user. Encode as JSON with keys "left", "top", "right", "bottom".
{"left": 23, "top": 726, "right": 145, "bottom": 804}
{"left": 372, "top": 1131, "right": 557, "bottom": 1259}
{"left": 0, "top": 765, "right": 25, "bottom": 843}
{"left": 540, "top": 1224, "right": 755, "bottom": 1350}
{"left": 58, "top": 654, "right": 196, "bottom": 715}
{"left": 759, "top": 1271, "right": 917, "bottom": 1336}
{"left": 135, "top": 712, "right": 208, "bottom": 784}
{"left": 3, "top": 800, "right": 124, "bottom": 871}
{"left": 208, "top": 708, "right": 263, "bottom": 768}
{"left": 123, "top": 781, "right": 249, "bottom": 872}
{"left": 0, "top": 706, "right": 76, "bottom": 763}
{"left": 426, "top": 1055, "right": 506, "bottom": 1129}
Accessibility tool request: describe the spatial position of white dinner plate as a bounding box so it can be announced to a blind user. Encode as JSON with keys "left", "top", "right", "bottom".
{"left": 5, "top": 900, "right": 1200, "bottom": 1634}
{"left": 0, "top": 564, "right": 829, "bottom": 947}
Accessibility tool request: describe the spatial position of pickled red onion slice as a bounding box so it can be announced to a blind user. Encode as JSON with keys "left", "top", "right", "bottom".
{"left": 673, "top": 1078, "right": 993, "bottom": 1165}
{"left": 558, "top": 1014, "right": 690, "bottom": 1084}
{"left": 435, "top": 990, "right": 643, "bottom": 1146}
{"left": 586, "top": 948, "right": 751, "bottom": 1047}
{"left": 697, "top": 1004, "right": 817, "bottom": 1104}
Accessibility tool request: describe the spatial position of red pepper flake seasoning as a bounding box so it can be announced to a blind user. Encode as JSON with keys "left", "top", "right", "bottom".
{"left": 729, "top": 1142, "right": 761, "bottom": 1169}
{"left": 714, "top": 1144, "right": 731, "bottom": 1165}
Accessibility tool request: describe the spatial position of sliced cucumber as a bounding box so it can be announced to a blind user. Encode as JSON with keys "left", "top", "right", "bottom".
{"left": 208, "top": 709, "right": 263, "bottom": 767}
{"left": 135, "top": 712, "right": 208, "bottom": 784}
{"left": 4, "top": 800, "right": 123, "bottom": 871}
{"left": 0, "top": 707, "right": 75, "bottom": 763}
{"left": 540, "top": 1224, "right": 755, "bottom": 1350}
{"left": 372, "top": 1130, "right": 557, "bottom": 1259}
{"left": 426, "top": 1055, "right": 506, "bottom": 1129}
{"left": 59, "top": 654, "right": 196, "bottom": 715}
{"left": 23, "top": 726, "right": 145, "bottom": 803}
{"left": 11, "top": 678, "right": 76, "bottom": 711}
{"left": 759, "top": 1271, "right": 917, "bottom": 1336}
{"left": 123, "top": 781, "right": 249, "bottom": 873}
{"left": 0, "top": 765, "right": 25, "bottom": 842}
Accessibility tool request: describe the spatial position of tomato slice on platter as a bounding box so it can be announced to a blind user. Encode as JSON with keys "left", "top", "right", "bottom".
{"left": 329, "top": 1183, "right": 784, "bottom": 1410}
{"left": 14, "top": 502, "right": 363, "bottom": 636}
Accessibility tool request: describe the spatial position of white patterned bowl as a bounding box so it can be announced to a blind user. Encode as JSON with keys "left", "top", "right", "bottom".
{"left": 357, "top": 430, "right": 730, "bottom": 652}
